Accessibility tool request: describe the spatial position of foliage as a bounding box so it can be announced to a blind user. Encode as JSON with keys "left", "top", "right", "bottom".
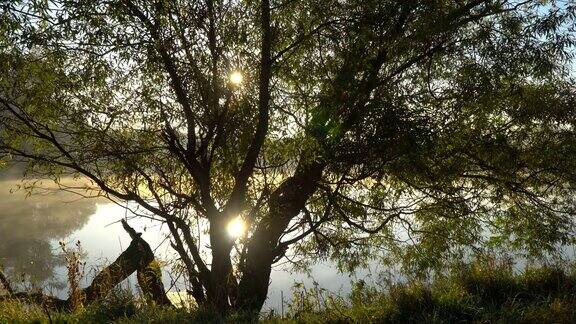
{"left": 1, "top": 261, "right": 576, "bottom": 323}
{"left": 0, "top": 0, "right": 575, "bottom": 313}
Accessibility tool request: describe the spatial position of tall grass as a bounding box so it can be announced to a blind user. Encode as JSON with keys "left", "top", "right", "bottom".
{"left": 59, "top": 240, "right": 86, "bottom": 310}
{"left": 276, "top": 260, "right": 576, "bottom": 323}
{"left": 1, "top": 260, "right": 575, "bottom": 323}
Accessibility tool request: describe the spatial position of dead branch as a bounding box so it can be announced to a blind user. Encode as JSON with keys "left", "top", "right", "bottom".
{"left": 0, "top": 220, "right": 172, "bottom": 310}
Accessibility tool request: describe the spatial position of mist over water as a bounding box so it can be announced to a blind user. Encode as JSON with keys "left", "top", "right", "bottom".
{"left": 0, "top": 179, "right": 95, "bottom": 289}
{"left": 0, "top": 173, "right": 365, "bottom": 312}
{"left": 2, "top": 171, "right": 571, "bottom": 313}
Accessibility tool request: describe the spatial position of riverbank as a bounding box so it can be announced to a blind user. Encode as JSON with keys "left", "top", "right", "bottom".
{"left": 1, "top": 260, "right": 575, "bottom": 323}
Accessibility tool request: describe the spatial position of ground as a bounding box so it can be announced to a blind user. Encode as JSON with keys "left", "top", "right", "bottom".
{"left": 1, "top": 260, "right": 575, "bottom": 323}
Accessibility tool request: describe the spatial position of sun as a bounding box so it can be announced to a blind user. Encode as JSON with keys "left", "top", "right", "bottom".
{"left": 227, "top": 217, "right": 246, "bottom": 238}
{"left": 229, "top": 71, "right": 243, "bottom": 85}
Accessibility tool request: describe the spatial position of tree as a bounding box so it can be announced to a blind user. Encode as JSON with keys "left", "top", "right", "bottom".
{"left": 1, "top": 0, "right": 575, "bottom": 315}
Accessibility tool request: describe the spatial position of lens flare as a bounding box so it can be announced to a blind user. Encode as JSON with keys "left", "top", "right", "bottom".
{"left": 230, "top": 71, "right": 243, "bottom": 85}
{"left": 227, "top": 217, "right": 246, "bottom": 238}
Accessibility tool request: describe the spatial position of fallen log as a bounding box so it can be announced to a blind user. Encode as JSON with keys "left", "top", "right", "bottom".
{"left": 0, "top": 219, "right": 172, "bottom": 310}
{"left": 83, "top": 219, "right": 172, "bottom": 306}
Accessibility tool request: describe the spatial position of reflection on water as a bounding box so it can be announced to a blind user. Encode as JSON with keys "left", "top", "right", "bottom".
{"left": 0, "top": 173, "right": 362, "bottom": 310}
{"left": 0, "top": 178, "right": 101, "bottom": 289}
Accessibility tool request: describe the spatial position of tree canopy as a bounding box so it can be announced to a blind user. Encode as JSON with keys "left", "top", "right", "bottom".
{"left": 1, "top": 0, "right": 575, "bottom": 315}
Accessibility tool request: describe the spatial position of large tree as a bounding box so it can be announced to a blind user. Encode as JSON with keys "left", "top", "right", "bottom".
{"left": 1, "top": 0, "right": 575, "bottom": 315}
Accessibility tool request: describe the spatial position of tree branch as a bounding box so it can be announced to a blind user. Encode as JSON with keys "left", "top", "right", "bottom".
{"left": 225, "top": 0, "right": 272, "bottom": 215}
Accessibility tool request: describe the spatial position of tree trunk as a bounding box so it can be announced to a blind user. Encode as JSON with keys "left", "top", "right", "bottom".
{"left": 137, "top": 260, "right": 172, "bottom": 305}
{"left": 237, "top": 235, "right": 275, "bottom": 315}
{"left": 208, "top": 216, "right": 235, "bottom": 313}
{"left": 82, "top": 220, "right": 171, "bottom": 306}
{"left": 237, "top": 161, "right": 325, "bottom": 315}
{"left": 82, "top": 235, "right": 151, "bottom": 303}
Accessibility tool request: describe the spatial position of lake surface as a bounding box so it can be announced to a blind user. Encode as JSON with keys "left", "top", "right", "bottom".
{"left": 0, "top": 175, "right": 367, "bottom": 312}
{"left": 2, "top": 174, "right": 573, "bottom": 313}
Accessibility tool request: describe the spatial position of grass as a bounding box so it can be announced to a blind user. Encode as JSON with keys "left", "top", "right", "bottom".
{"left": 274, "top": 260, "right": 576, "bottom": 323}
{"left": 1, "top": 260, "right": 575, "bottom": 323}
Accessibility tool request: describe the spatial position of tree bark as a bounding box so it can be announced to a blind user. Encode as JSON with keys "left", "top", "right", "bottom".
{"left": 208, "top": 215, "right": 235, "bottom": 312}
{"left": 82, "top": 220, "right": 171, "bottom": 306}
{"left": 237, "top": 160, "right": 325, "bottom": 315}
{"left": 137, "top": 260, "right": 172, "bottom": 306}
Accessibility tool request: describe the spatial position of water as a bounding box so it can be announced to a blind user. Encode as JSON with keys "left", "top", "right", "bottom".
{"left": 2, "top": 174, "right": 572, "bottom": 313}
{"left": 0, "top": 175, "right": 363, "bottom": 312}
